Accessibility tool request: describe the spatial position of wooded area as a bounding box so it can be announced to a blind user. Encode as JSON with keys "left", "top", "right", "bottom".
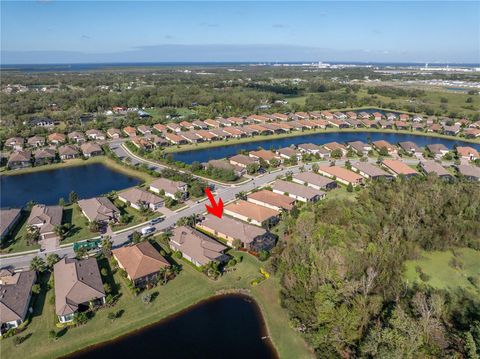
{"left": 271, "top": 177, "right": 480, "bottom": 358}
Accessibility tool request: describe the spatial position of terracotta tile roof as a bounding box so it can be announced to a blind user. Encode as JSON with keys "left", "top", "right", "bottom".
{"left": 199, "top": 214, "right": 267, "bottom": 245}
{"left": 224, "top": 200, "right": 279, "bottom": 223}
{"left": 382, "top": 159, "right": 418, "bottom": 176}
{"left": 318, "top": 166, "right": 364, "bottom": 183}
{"left": 112, "top": 241, "right": 170, "bottom": 280}
{"left": 247, "top": 189, "right": 295, "bottom": 210}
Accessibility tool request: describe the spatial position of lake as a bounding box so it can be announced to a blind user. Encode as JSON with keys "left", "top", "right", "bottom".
{"left": 0, "top": 163, "right": 141, "bottom": 208}
{"left": 172, "top": 131, "right": 480, "bottom": 164}
{"left": 67, "top": 294, "right": 278, "bottom": 359}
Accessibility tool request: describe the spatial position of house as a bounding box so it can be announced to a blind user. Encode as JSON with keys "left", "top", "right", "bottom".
{"left": 217, "top": 118, "right": 232, "bottom": 127}
{"left": 209, "top": 129, "right": 231, "bottom": 139}
{"left": 358, "top": 112, "right": 370, "bottom": 120}
{"left": 223, "top": 127, "right": 245, "bottom": 138}
{"left": 297, "top": 143, "right": 322, "bottom": 155}
{"left": 248, "top": 114, "right": 270, "bottom": 123}
{"left": 123, "top": 126, "right": 137, "bottom": 137}
{"left": 132, "top": 137, "right": 154, "bottom": 151}
{"left": 118, "top": 188, "right": 164, "bottom": 211}
{"left": 107, "top": 128, "right": 122, "bottom": 139}
{"left": 112, "top": 241, "right": 170, "bottom": 288}
{"left": 386, "top": 113, "right": 397, "bottom": 121}
{"left": 272, "top": 180, "right": 326, "bottom": 202}
{"left": 179, "top": 121, "right": 195, "bottom": 130}
{"left": 399, "top": 114, "right": 410, "bottom": 121}
{"left": 224, "top": 200, "right": 280, "bottom": 227}
{"left": 137, "top": 110, "right": 151, "bottom": 119}
{"left": 443, "top": 125, "right": 461, "bottom": 136}
{"left": 372, "top": 112, "right": 383, "bottom": 121}
{"left": 398, "top": 141, "right": 422, "bottom": 155}
{"left": 334, "top": 112, "right": 347, "bottom": 120}
{"left": 68, "top": 131, "right": 86, "bottom": 144}
{"left": 379, "top": 120, "right": 394, "bottom": 129}
{"left": 261, "top": 123, "right": 284, "bottom": 134}
{"left": 165, "top": 133, "right": 187, "bottom": 145}
{"left": 0, "top": 269, "right": 36, "bottom": 333}
{"left": 412, "top": 115, "right": 423, "bottom": 122}
{"left": 292, "top": 172, "right": 337, "bottom": 190}
{"left": 249, "top": 149, "right": 280, "bottom": 164}
{"left": 27, "top": 204, "right": 63, "bottom": 241}
{"left": 247, "top": 189, "right": 296, "bottom": 211}
{"left": 271, "top": 113, "right": 289, "bottom": 121}
{"left": 226, "top": 117, "right": 246, "bottom": 126}
{"left": 464, "top": 128, "right": 480, "bottom": 138}
{"left": 5, "top": 137, "right": 24, "bottom": 151}
{"left": 276, "top": 147, "right": 301, "bottom": 160}
{"left": 27, "top": 135, "right": 46, "bottom": 148}
{"left": 350, "top": 162, "right": 394, "bottom": 181}
{"left": 419, "top": 161, "right": 453, "bottom": 180}
{"left": 58, "top": 145, "right": 80, "bottom": 160}
{"left": 204, "top": 119, "right": 221, "bottom": 128}
{"left": 412, "top": 123, "right": 426, "bottom": 132}
{"left": 321, "top": 111, "right": 334, "bottom": 120}
{"left": 149, "top": 178, "right": 188, "bottom": 199}
{"left": 0, "top": 208, "right": 22, "bottom": 241}
{"left": 178, "top": 131, "right": 202, "bottom": 143}
{"left": 345, "top": 118, "right": 361, "bottom": 128}
{"left": 77, "top": 197, "right": 120, "bottom": 224}
{"left": 48, "top": 133, "right": 66, "bottom": 145}
{"left": 166, "top": 123, "right": 182, "bottom": 132}
{"left": 456, "top": 146, "right": 479, "bottom": 161}
{"left": 137, "top": 125, "right": 152, "bottom": 135}
{"left": 372, "top": 140, "right": 397, "bottom": 155}
{"left": 194, "top": 130, "right": 217, "bottom": 142}
{"left": 381, "top": 159, "right": 418, "bottom": 178}
{"left": 54, "top": 258, "right": 105, "bottom": 323}
{"left": 170, "top": 226, "right": 228, "bottom": 267}
{"left": 153, "top": 123, "right": 167, "bottom": 133}
{"left": 192, "top": 120, "right": 208, "bottom": 129}
{"left": 426, "top": 144, "right": 449, "bottom": 159}
{"left": 30, "top": 117, "right": 54, "bottom": 127}
{"left": 229, "top": 154, "right": 256, "bottom": 168}
{"left": 274, "top": 122, "right": 294, "bottom": 132}
{"left": 7, "top": 151, "right": 31, "bottom": 169}
{"left": 85, "top": 129, "right": 106, "bottom": 141}
{"left": 145, "top": 134, "right": 168, "bottom": 148}
{"left": 347, "top": 141, "right": 372, "bottom": 155}
{"left": 395, "top": 121, "right": 409, "bottom": 130}
{"left": 34, "top": 148, "right": 56, "bottom": 165}
{"left": 205, "top": 159, "right": 244, "bottom": 177}
{"left": 317, "top": 166, "right": 365, "bottom": 186}
{"left": 346, "top": 111, "right": 357, "bottom": 120}
{"left": 245, "top": 124, "right": 273, "bottom": 135}
{"left": 80, "top": 142, "right": 103, "bottom": 157}
{"left": 428, "top": 123, "right": 442, "bottom": 133}
{"left": 457, "top": 164, "right": 480, "bottom": 181}
{"left": 198, "top": 214, "right": 276, "bottom": 252}
{"left": 323, "top": 142, "right": 348, "bottom": 156}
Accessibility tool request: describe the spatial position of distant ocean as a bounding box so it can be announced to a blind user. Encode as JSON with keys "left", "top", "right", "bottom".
{"left": 1, "top": 62, "right": 479, "bottom": 73}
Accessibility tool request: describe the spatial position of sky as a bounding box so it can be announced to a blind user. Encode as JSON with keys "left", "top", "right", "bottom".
{"left": 1, "top": 1, "right": 479, "bottom": 64}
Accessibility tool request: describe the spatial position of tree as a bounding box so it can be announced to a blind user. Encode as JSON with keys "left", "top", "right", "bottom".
{"left": 46, "top": 253, "right": 60, "bottom": 269}
{"left": 69, "top": 191, "right": 78, "bottom": 204}
{"left": 74, "top": 312, "right": 89, "bottom": 326}
{"left": 312, "top": 163, "right": 319, "bottom": 173}
{"left": 74, "top": 246, "right": 88, "bottom": 259}
{"left": 31, "top": 283, "right": 41, "bottom": 295}
{"left": 246, "top": 163, "right": 260, "bottom": 175}
{"left": 101, "top": 236, "right": 113, "bottom": 257}
{"left": 30, "top": 256, "right": 47, "bottom": 273}
{"left": 107, "top": 312, "right": 117, "bottom": 322}
{"left": 89, "top": 220, "right": 102, "bottom": 233}
{"left": 24, "top": 226, "right": 40, "bottom": 245}
{"left": 131, "top": 231, "right": 142, "bottom": 243}
{"left": 331, "top": 148, "right": 343, "bottom": 159}
{"left": 347, "top": 183, "right": 354, "bottom": 192}
{"left": 232, "top": 239, "right": 243, "bottom": 249}
{"left": 58, "top": 197, "right": 65, "bottom": 206}
{"left": 142, "top": 293, "right": 152, "bottom": 304}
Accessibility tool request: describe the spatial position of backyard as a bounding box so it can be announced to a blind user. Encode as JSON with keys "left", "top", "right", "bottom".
{"left": 1, "top": 247, "right": 312, "bottom": 359}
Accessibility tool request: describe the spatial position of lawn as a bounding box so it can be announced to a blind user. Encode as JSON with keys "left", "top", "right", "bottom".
{"left": 0, "top": 211, "right": 39, "bottom": 253}
{"left": 404, "top": 248, "right": 480, "bottom": 293}
{"left": 1, "top": 248, "right": 313, "bottom": 359}
{"left": 325, "top": 185, "right": 359, "bottom": 202}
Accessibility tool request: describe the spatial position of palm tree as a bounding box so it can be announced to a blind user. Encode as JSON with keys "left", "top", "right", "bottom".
{"left": 46, "top": 253, "right": 60, "bottom": 269}
{"left": 30, "top": 256, "right": 47, "bottom": 273}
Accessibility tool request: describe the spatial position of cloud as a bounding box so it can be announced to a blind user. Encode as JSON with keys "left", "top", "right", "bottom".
{"left": 272, "top": 24, "right": 288, "bottom": 29}
{"left": 198, "top": 22, "right": 219, "bottom": 28}
{"left": 80, "top": 35, "right": 91, "bottom": 40}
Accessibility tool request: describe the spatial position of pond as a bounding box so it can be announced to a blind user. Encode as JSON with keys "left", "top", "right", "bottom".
{"left": 172, "top": 131, "right": 480, "bottom": 164}
{"left": 67, "top": 294, "right": 278, "bottom": 359}
{"left": 0, "top": 163, "right": 141, "bottom": 208}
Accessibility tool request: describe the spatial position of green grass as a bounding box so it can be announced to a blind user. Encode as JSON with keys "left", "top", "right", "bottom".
{"left": 61, "top": 204, "right": 96, "bottom": 244}
{"left": 0, "top": 211, "right": 38, "bottom": 253}
{"left": 1, "top": 250, "right": 312, "bottom": 359}
{"left": 404, "top": 248, "right": 480, "bottom": 293}
{"left": 325, "top": 186, "right": 358, "bottom": 202}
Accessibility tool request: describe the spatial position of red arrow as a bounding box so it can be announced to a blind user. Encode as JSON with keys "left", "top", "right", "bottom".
{"left": 204, "top": 187, "right": 223, "bottom": 218}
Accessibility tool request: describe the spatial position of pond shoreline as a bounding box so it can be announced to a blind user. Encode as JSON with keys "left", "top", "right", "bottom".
{"left": 64, "top": 292, "right": 279, "bottom": 359}
{"left": 164, "top": 128, "right": 480, "bottom": 154}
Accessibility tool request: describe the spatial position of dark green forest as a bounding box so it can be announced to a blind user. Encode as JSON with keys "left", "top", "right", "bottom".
{"left": 271, "top": 177, "right": 480, "bottom": 358}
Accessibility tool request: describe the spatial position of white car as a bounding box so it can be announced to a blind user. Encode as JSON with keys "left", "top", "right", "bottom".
{"left": 141, "top": 226, "right": 156, "bottom": 236}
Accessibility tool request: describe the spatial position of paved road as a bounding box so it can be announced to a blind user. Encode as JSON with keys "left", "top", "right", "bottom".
{"left": 0, "top": 143, "right": 431, "bottom": 270}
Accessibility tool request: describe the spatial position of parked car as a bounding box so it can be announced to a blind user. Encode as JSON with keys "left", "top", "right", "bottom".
{"left": 141, "top": 226, "right": 156, "bottom": 236}
{"left": 150, "top": 217, "right": 163, "bottom": 225}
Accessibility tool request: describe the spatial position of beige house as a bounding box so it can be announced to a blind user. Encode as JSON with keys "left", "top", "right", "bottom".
{"left": 272, "top": 180, "right": 326, "bottom": 202}
{"left": 112, "top": 241, "right": 170, "bottom": 288}
{"left": 0, "top": 208, "right": 22, "bottom": 241}
{"left": 170, "top": 226, "right": 228, "bottom": 267}
{"left": 77, "top": 197, "right": 120, "bottom": 224}
{"left": 292, "top": 172, "right": 337, "bottom": 190}
{"left": 0, "top": 269, "right": 36, "bottom": 333}
{"left": 247, "top": 189, "right": 295, "bottom": 211}
{"left": 80, "top": 142, "right": 103, "bottom": 157}
{"left": 317, "top": 166, "right": 365, "bottom": 186}
{"left": 118, "top": 187, "right": 164, "bottom": 211}
{"left": 27, "top": 204, "right": 62, "bottom": 241}
{"left": 54, "top": 258, "right": 105, "bottom": 323}
{"left": 224, "top": 200, "right": 279, "bottom": 227}
{"left": 149, "top": 178, "right": 188, "bottom": 199}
